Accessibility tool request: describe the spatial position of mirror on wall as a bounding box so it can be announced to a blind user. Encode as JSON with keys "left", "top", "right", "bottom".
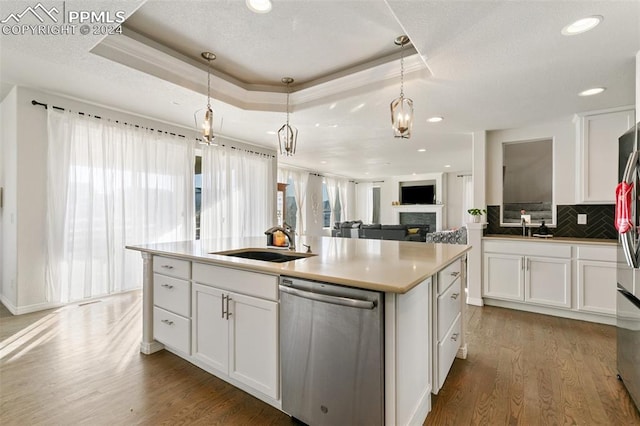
{"left": 501, "top": 138, "right": 554, "bottom": 225}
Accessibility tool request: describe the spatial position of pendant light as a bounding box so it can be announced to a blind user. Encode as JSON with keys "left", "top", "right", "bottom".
{"left": 197, "top": 51, "right": 216, "bottom": 145}
{"left": 390, "top": 35, "right": 413, "bottom": 139}
{"left": 278, "top": 77, "right": 298, "bottom": 156}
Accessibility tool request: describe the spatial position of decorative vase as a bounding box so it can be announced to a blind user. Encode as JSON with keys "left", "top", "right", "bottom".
{"left": 472, "top": 215, "right": 481, "bottom": 223}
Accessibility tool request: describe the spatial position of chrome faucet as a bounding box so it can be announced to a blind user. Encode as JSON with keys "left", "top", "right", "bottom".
{"left": 265, "top": 223, "right": 296, "bottom": 251}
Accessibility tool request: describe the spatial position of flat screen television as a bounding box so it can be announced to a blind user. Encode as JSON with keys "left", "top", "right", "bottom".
{"left": 401, "top": 185, "right": 435, "bottom": 205}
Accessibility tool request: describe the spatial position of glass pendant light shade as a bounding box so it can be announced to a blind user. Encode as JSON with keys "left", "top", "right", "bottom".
{"left": 278, "top": 77, "right": 297, "bottom": 156}
{"left": 391, "top": 35, "right": 413, "bottom": 139}
{"left": 196, "top": 51, "right": 216, "bottom": 145}
{"left": 391, "top": 95, "right": 413, "bottom": 138}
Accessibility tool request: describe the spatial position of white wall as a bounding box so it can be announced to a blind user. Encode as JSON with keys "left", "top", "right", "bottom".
{"left": 379, "top": 172, "right": 446, "bottom": 225}
{"left": 486, "top": 116, "right": 576, "bottom": 206}
{"left": 636, "top": 50, "right": 639, "bottom": 118}
{"left": 1, "top": 87, "right": 18, "bottom": 309}
{"left": 446, "top": 172, "right": 464, "bottom": 228}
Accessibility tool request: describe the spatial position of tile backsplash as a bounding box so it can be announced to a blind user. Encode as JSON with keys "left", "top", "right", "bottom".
{"left": 485, "top": 204, "right": 616, "bottom": 239}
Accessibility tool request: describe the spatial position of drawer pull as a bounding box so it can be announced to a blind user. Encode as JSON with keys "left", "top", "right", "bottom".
{"left": 161, "top": 319, "right": 174, "bottom": 326}
{"left": 450, "top": 271, "right": 460, "bottom": 277}
{"left": 226, "top": 296, "right": 232, "bottom": 320}
{"left": 451, "top": 292, "right": 459, "bottom": 300}
{"left": 161, "top": 284, "right": 174, "bottom": 289}
{"left": 451, "top": 333, "right": 459, "bottom": 342}
{"left": 221, "top": 294, "right": 226, "bottom": 319}
{"left": 161, "top": 265, "right": 174, "bottom": 270}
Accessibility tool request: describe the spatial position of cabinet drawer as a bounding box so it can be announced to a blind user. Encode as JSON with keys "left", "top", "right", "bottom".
{"left": 576, "top": 245, "right": 617, "bottom": 262}
{"left": 153, "top": 256, "right": 190, "bottom": 279}
{"left": 483, "top": 240, "right": 571, "bottom": 258}
{"left": 153, "top": 307, "right": 190, "bottom": 354}
{"left": 437, "top": 313, "right": 461, "bottom": 390}
{"left": 438, "top": 260, "right": 461, "bottom": 294}
{"left": 192, "top": 263, "right": 278, "bottom": 301}
{"left": 437, "top": 281, "right": 462, "bottom": 340}
{"left": 154, "top": 274, "right": 190, "bottom": 317}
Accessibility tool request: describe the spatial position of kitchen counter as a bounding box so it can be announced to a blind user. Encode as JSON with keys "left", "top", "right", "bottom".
{"left": 127, "top": 236, "right": 470, "bottom": 294}
{"left": 483, "top": 234, "right": 617, "bottom": 246}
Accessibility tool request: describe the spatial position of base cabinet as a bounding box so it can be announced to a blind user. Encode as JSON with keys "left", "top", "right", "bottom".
{"left": 192, "top": 283, "right": 279, "bottom": 400}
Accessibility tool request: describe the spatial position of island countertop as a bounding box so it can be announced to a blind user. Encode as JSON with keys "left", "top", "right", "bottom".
{"left": 127, "top": 236, "right": 470, "bottom": 293}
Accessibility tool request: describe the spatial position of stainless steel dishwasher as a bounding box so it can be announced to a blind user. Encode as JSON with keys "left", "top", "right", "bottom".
{"left": 279, "top": 276, "right": 384, "bottom": 426}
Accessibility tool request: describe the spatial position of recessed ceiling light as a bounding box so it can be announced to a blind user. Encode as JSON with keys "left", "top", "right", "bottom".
{"left": 562, "top": 15, "right": 602, "bottom": 36}
{"left": 170, "top": 100, "right": 180, "bottom": 105}
{"left": 266, "top": 130, "right": 276, "bottom": 135}
{"left": 579, "top": 87, "right": 606, "bottom": 96}
{"left": 427, "top": 116, "right": 443, "bottom": 123}
{"left": 331, "top": 124, "right": 339, "bottom": 128}
{"left": 320, "top": 160, "right": 327, "bottom": 164}
{"left": 412, "top": 172, "right": 417, "bottom": 176}
{"left": 246, "top": 0, "right": 272, "bottom": 13}
{"left": 444, "top": 164, "right": 451, "bottom": 168}
{"left": 315, "top": 123, "right": 320, "bottom": 127}
{"left": 417, "top": 148, "right": 426, "bottom": 152}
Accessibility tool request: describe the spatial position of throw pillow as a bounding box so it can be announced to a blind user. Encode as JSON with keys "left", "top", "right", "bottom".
{"left": 407, "top": 227, "right": 419, "bottom": 234}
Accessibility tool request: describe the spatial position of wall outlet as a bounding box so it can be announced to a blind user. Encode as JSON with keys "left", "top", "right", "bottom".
{"left": 577, "top": 214, "right": 587, "bottom": 225}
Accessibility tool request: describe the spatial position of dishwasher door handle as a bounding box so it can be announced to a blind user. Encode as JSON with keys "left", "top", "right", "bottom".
{"left": 280, "top": 285, "right": 376, "bottom": 309}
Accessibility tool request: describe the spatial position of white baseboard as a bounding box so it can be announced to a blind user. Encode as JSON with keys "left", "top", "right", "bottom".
{"left": 0, "top": 294, "right": 64, "bottom": 315}
{"left": 466, "top": 296, "right": 484, "bottom": 306}
{"left": 456, "top": 343, "right": 468, "bottom": 359}
{"left": 140, "top": 340, "right": 165, "bottom": 355}
{"left": 484, "top": 298, "right": 616, "bottom": 325}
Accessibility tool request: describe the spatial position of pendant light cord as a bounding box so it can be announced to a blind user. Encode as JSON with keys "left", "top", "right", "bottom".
{"left": 206, "top": 58, "right": 212, "bottom": 109}
{"left": 400, "top": 41, "right": 405, "bottom": 98}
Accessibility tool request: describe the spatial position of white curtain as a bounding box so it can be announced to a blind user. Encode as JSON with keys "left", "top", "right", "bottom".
{"left": 325, "top": 177, "right": 339, "bottom": 226}
{"left": 358, "top": 182, "right": 374, "bottom": 223}
{"left": 338, "top": 179, "right": 354, "bottom": 221}
{"left": 290, "top": 170, "right": 309, "bottom": 234}
{"left": 462, "top": 175, "right": 474, "bottom": 223}
{"left": 46, "top": 109, "right": 194, "bottom": 303}
{"left": 200, "top": 146, "right": 275, "bottom": 239}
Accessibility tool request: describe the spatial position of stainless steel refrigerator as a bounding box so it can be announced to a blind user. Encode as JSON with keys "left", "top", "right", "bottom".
{"left": 616, "top": 120, "right": 640, "bottom": 412}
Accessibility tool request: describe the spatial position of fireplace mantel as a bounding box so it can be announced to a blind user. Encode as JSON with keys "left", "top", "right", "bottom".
{"left": 392, "top": 204, "right": 444, "bottom": 231}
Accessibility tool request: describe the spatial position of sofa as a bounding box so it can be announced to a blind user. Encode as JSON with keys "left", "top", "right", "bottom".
{"left": 332, "top": 222, "right": 430, "bottom": 242}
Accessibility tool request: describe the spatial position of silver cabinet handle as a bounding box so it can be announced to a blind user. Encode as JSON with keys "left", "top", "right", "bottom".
{"left": 521, "top": 258, "right": 524, "bottom": 271}
{"left": 161, "top": 284, "right": 174, "bottom": 289}
{"left": 451, "top": 292, "right": 459, "bottom": 300}
{"left": 450, "top": 271, "right": 460, "bottom": 277}
{"left": 226, "top": 296, "right": 232, "bottom": 320}
{"left": 451, "top": 333, "right": 459, "bottom": 342}
{"left": 221, "top": 294, "right": 226, "bottom": 319}
{"left": 526, "top": 258, "right": 530, "bottom": 271}
{"left": 161, "top": 319, "right": 174, "bottom": 326}
{"left": 161, "top": 265, "right": 174, "bottom": 269}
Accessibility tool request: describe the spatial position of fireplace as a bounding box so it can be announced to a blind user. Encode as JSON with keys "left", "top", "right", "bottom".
{"left": 393, "top": 204, "right": 443, "bottom": 231}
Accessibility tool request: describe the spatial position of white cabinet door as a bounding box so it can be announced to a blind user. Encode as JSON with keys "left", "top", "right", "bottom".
{"left": 577, "top": 260, "right": 617, "bottom": 315}
{"left": 483, "top": 253, "right": 524, "bottom": 301}
{"left": 228, "top": 292, "right": 279, "bottom": 399}
{"left": 576, "top": 108, "right": 635, "bottom": 203}
{"left": 192, "top": 283, "right": 229, "bottom": 373}
{"left": 525, "top": 256, "right": 571, "bottom": 308}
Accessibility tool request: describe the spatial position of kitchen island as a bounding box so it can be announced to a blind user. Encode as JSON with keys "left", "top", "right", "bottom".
{"left": 127, "top": 236, "right": 470, "bottom": 425}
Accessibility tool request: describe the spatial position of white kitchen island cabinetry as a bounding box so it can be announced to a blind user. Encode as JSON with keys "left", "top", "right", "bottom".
{"left": 576, "top": 245, "right": 617, "bottom": 316}
{"left": 127, "top": 236, "right": 471, "bottom": 425}
{"left": 191, "top": 263, "right": 279, "bottom": 401}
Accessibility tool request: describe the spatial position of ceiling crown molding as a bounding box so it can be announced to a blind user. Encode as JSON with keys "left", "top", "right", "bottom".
{"left": 91, "top": 28, "right": 428, "bottom": 113}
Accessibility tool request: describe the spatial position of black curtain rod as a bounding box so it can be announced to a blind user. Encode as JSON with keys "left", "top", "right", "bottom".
{"left": 32, "top": 99, "right": 186, "bottom": 138}
{"left": 31, "top": 99, "right": 276, "bottom": 158}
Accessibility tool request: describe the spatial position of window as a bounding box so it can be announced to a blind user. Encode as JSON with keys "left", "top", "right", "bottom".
{"left": 285, "top": 177, "right": 297, "bottom": 230}
{"left": 322, "top": 183, "right": 341, "bottom": 227}
{"left": 195, "top": 155, "right": 202, "bottom": 239}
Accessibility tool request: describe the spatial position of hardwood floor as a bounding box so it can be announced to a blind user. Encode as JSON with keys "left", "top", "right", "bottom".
{"left": 1, "top": 292, "right": 639, "bottom": 425}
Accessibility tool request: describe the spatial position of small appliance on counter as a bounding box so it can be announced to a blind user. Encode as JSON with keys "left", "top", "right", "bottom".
{"left": 533, "top": 220, "right": 553, "bottom": 238}
{"left": 615, "top": 120, "right": 640, "bottom": 412}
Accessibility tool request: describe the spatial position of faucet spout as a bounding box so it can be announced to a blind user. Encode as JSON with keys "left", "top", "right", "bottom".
{"left": 265, "top": 225, "right": 296, "bottom": 251}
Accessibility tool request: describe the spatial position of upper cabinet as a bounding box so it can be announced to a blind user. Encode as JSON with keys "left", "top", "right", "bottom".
{"left": 575, "top": 107, "right": 635, "bottom": 204}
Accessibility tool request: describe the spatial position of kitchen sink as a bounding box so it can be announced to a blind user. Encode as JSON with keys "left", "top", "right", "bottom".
{"left": 212, "top": 248, "right": 316, "bottom": 263}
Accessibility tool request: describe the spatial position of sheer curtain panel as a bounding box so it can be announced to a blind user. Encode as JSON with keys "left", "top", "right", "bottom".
{"left": 200, "top": 146, "right": 275, "bottom": 240}
{"left": 46, "top": 110, "right": 194, "bottom": 303}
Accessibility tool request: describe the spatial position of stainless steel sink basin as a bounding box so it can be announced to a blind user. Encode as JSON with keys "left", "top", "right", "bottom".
{"left": 212, "top": 248, "right": 316, "bottom": 263}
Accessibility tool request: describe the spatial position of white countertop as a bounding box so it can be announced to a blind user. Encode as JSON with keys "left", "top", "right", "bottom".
{"left": 127, "top": 236, "right": 470, "bottom": 294}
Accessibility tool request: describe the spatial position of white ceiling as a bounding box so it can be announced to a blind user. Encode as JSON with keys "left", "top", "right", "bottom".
{"left": 1, "top": 0, "right": 638, "bottom": 180}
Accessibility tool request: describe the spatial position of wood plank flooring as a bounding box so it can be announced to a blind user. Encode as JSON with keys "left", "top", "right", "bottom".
{"left": 1, "top": 291, "right": 639, "bottom": 425}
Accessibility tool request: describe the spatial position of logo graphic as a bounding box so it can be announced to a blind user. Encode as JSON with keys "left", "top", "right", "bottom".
{"left": 1, "top": 2, "right": 59, "bottom": 24}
